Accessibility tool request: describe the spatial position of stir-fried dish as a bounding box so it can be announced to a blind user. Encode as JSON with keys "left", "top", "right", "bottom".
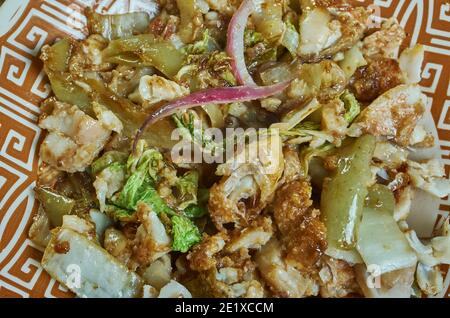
{"left": 30, "top": 0, "right": 450, "bottom": 298}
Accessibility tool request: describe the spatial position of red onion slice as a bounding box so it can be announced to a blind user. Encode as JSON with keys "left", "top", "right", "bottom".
{"left": 226, "top": 0, "right": 257, "bottom": 86}
{"left": 133, "top": 81, "right": 290, "bottom": 150}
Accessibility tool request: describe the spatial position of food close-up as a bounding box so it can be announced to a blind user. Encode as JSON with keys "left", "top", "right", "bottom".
{"left": 0, "top": 0, "right": 449, "bottom": 299}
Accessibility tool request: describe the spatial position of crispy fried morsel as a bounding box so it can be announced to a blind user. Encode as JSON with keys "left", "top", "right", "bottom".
{"left": 256, "top": 238, "right": 320, "bottom": 298}
{"left": 273, "top": 180, "right": 312, "bottom": 233}
{"left": 199, "top": 267, "right": 264, "bottom": 297}
{"left": 208, "top": 131, "right": 284, "bottom": 230}
{"left": 130, "top": 203, "right": 171, "bottom": 268}
{"left": 38, "top": 99, "right": 117, "bottom": 173}
{"left": 348, "top": 84, "right": 426, "bottom": 146}
{"left": 350, "top": 58, "right": 404, "bottom": 102}
{"left": 188, "top": 244, "right": 264, "bottom": 298}
{"left": 362, "top": 18, "right": 406, "bottom": 60}
{"left": 285, "top": 213, "right": 327, "bottom": 271}
{"left": 322, "top": 98, "right": 348, "bottom": 143}
{"left": 273, "top": 180, "right": 327, "bottom": 272}
{"left": 225, "top": 216, "right": 273, "bottom": 253}
{"left": 187, "top": 232, "right": 227, "bottom": 271}
{"left": 319, "top": 256, "right": 359, "bottom": 298}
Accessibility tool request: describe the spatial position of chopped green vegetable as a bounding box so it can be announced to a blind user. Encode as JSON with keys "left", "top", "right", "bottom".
{"left": 243, "top": 27, "right": 278, "bottom": 72}
{"left": 183, "top": 30, "right": 218, "bottom": 55}
{"left": 44, "top": 38, "right": 72, "bottom": 72}
{"left": 320, "top": 135, "right": 376, "bottom": 249}
{"left": 247, "top": 47, "right": 278, "bottom": 72}
{"left": 176, "top": 51, "right": 236, "bottom": 90}
{"left": 103, "top": 143, "right": 202, "bottom": 252}
{"left": 197, "top": 188, "right": 210, "bottom": 205}
{"left": 171, "top": 215, "right": 202, "bottom": 252}
{"left": 127, "top": 141, "right": 164, "bottom": 181}
{"left": 175, "top": 171, "right": 199, "bottom": 210}
{"left": 183, "top": 204, "right": 207, "bottom": 219}
{"left": 47, "top": 73, "right": 92, "bottom": 111}
{"left": 299, "top": 143, "right": 335, "bottom": 176}
{"left": 113, "top": 180, "right": 173, "bottom": 215}
{"left": 172, "top": 112, "right": 216, "bottom": 150}
{"left": 42, "top": 39, "right": 91, "bottom": 113}
{"left": 91, "top": 151, "right": 129, "bottom": 175}
{"left": 182, "top": 187, "right": 209, "bottom": 218}
{"left": 340, "top": 90, "right": 361, "bottom": 123}
{"left": 244, "top": 30, "right": 265, "bottom": 47}
{"left": 35, "top": 187, "right": 75, "bottom": 228}
{"left": 176, "top": 0, "right": 203, "bottom": 44}
{"left": 295, "top": 121, "right": 321, "bottom": 131}
{"left": 111, "top": 146, "right": 166, "bottom": 214}
{"left": 102, "top": 35, "right": 185, "bottom": 78}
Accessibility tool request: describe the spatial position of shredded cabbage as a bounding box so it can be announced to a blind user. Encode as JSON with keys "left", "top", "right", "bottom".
{"left": 171, "top": 215, "right": 202, "bottom": 253}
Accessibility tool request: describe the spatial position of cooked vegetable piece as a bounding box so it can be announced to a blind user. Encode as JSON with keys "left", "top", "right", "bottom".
{"left": 41, "top": 39, "right": 91, "bottom": 112}
{"left": 183, "top": 204, "right": 207, "bottom": 219}
{"left": 320, "top": 135, "right": 376, "bottom": 249}
{"left": 176, "top": 51, "right": 236, "bottom": 91}
{"left": 281, "top": 21, "right": 300, "bottom": 56}
{"left": 299, "top": 143, "right": 334, "bottom": 177}
{"left": 183, "top": 30, "right": 219, "bottom": 55}
{"left": 35, "top": 187, "right": 75, "bottom": 228}
{"left": 91, "top": 151, "right": 128, "bottom": 175}
{"left": 48, "top": 74, "right": 92, "bottom": 111}
{"left": 86, "top": 8, "right": 151, "bottom": 40}
{"left": 102, "top": 144, "right": 202, "bottom": 252}
{"left": 89, "top": 209, "right": 113, "bottom": 241}
{"left": 340, "top": 90, "right": 361, "bottom": 123}
{"left": 85, "top": 76, "right": 177, "bottom": 148}
{"left": 176, "top": 0, "right": 203, "bottom": 44}
{"left": 102, "top": 35, "right": 185, "bottom": 78}
{"left": 356, "top": 184, "right": 417, "bottom": 274}
{"left": 175, "top": 171, "right": 199, "bottom": 210}
{"left": 252, "top": 0, "right": 284, "bottom": 41}
{"left": 134, "top": 82, "right": 290, "bottom": 149}
{"left": 44, "top": 38, "right": 72, "bottom": 72}
{"left": 171, "top": 215, "right": 202, "bottom": 253}
{"left": 42, "top": 227, "right": 143, "bottom": 298}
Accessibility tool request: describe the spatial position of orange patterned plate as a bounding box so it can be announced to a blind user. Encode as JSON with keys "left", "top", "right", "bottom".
{"left": 0, "top": 0, "right": 449, "bottom": 298}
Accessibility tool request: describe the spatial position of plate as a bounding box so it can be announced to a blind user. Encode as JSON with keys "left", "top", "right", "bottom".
{"left": 0, "top": 0, "right": 449, "bottom": 298}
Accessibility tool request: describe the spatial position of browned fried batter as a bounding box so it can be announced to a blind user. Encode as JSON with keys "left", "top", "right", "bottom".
{"left": 273, "top": 180, "right": 313, "bottom": 233}
{"left": 350, "top": 58, "right": 404, "bottom": 102}
{"left": 319, "top": 256, "right": 359, "bottom": 298}
{"left": 273, "top": 180, "right": 327, "bottom": 272}
{"left": 187, "top": 232, "right": 228, "bottom": 271}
